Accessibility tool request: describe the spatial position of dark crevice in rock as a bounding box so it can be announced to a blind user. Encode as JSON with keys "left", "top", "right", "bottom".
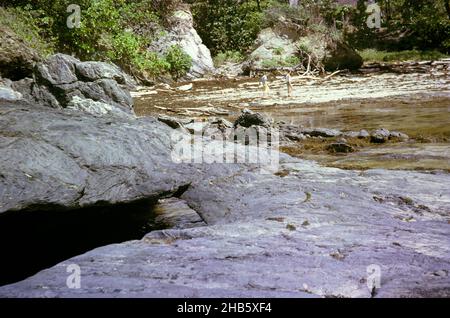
{"left": 0, "top": 198, "right": 167, "bottom": 287}
{"left": 172, "top": 183, "right": 191, "bottom": 198}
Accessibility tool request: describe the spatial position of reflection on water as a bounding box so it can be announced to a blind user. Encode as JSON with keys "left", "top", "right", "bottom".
{"left": 260, "top": 95, "right": 450, "bottom": 140}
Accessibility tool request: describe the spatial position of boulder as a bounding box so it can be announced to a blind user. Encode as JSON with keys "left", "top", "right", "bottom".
{"left": 0, "top": 100, "right": 193, "bottom": 214}
{"left": 247, "top": 28, "right": 299, "bottom": 69}
{"left": 358, "top": 129, "right": 370, "bottom": 139}
{"left": 343, "top": 131, "right": 360, "bottom": 138}
{"left": 75, "top": 61, "right": 136, "bottom": 89}
{"left": 371, "top": 128, "right": 391, "bottom": 143}
{"left": 390, "top": 131, "right": 409, "bottom": 141}
{"left": 234, "top": 109, "right": 273, "bottom": 128}
{"left": 0, "top": 27, "right": 40, "bottom": 80}
{"left": 35, "top": 53, "right": 78, "bottom": 86}
{"left": 209, "top": 117, "right": 234, "bottom": 131}
{"left": 148, "top": 8, "right": 214, "bottom": 79}
{"left": 11, "top": 54, "right": 135, "bottom": 114}
{"left": 323, "top": 41, "right": 363, "bottom": 71}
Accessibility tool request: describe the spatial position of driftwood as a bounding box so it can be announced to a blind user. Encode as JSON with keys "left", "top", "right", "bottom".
{"left": 322, "top": 70, "right": 342, "bottom": 80}
{"left": 360, "top": 59, "right": 449, "bottom": 74}
{"left": 252, "top": 51, "right": 328, "bottom": 79}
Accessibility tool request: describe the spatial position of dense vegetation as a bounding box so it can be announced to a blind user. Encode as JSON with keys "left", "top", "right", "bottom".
{"left": 0, "top": 0, "right": 191, "bottom": 79}
{"left": 188, "top": 0, "right": 449, "bottom": 66}
{"left": 349, "top": 0, "right": 450, "bottom": 52}
{"left": 0, "top": 0, "right": 449, "bottom": 78}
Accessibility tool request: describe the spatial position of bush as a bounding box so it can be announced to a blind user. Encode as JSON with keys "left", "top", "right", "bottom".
{"left": 0, "top": 0, "right": 183, "bottom": 79}
{"left": 164, "top": 45, "right": 193, "bottom": 80}
{"left": 0, "top": 6, "right": 55, "bottom": 57}
{"left": 191, "top": 0, "right": 270, "bottom": 55}
{"left": 261, "top": 55, "right": 300, "bottom": 68}
{"left": 358, "top": 49, "right": 449, "bottom": 62}
{"left": 213, "top": 51, "right": 245, "bottom": 67}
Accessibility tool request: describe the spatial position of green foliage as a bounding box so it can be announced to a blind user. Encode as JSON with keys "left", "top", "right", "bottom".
{"left": 261, "top": 55, "right": 300, "bottom": 68}
{"left": 358, "top": 49, "right": 449, "bottom": 62}
{"left": 347, "top": 0, "right": 450, "bottom": 53}
{"left": 3, "top": 0, "right": 448, "bottom": 79}
{"left": 164, "top": 45, "right": 193, "bottom": 80}
{"left": 213, "top": 50, "right": 245, "bottom": 67}
{"left": 191, "top": 0, "right": 272, "bottom": 55}
{"left": 0, "top": 6, "right": 55, "bottom": 56}
{"left": 405, "top": 2, "right": 450, "bottom": 52}
{"left": 273, "top": 47, "right": 284, "bottom": 55}
{"left": 0, "top": 0, "right": 183, "bottom": 79}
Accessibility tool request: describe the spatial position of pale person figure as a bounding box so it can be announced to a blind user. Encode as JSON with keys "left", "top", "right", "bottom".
{"left": 285, "top": 72, "right": 293, "bottom": 97}
{"left": 260, "top": 74, "right": 270, "bottom": 97}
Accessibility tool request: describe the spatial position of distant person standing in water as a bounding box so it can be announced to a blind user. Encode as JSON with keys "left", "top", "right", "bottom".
{"left": 285, "top": 72, "right": 293, "bottom": 97}
{"left": 260, "top": 74, "right": 270, "bottom": 97}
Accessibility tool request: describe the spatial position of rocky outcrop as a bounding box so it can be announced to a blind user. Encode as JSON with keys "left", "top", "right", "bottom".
{"left": 0, "top": 27, "right": 41, "bottom": 80}
{"left": 0, "top": 54, "right": 448, "bottom": 298}
{"left": 245, "top": 21, "right": 362, "bottom": 72}
{"left": 148, "top": 8, "right": 214, "bottom": 79}
{"left": 247, "top": 28, "right": 300, "bottom": 69}
{"left": 2, "top": 54, "right": 136, "bottom": 116}
{"left": 0, "top": 100, "right": 192, "bottom": 214}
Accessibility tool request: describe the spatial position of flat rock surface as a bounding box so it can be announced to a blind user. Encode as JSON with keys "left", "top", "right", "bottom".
{"left": 2, "top": 156, "right": 449, "bottom": 297}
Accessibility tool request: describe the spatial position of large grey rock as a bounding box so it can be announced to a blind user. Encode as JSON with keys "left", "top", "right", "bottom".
{"left": 19, "top": 54, "right": 136, "bottom": 114}
{"left": 247, "top": 28, "right": 299, "bottom": 69}
{"left": 1, "top": 157, "right": 449, "bottom": 298}
{"left": 11, "top": 77, "right": 61, "bottom": 108}
{"left": 0, "top": 101, "right": 449, "bottom": 298}
{"left": 75, "top": 61, "right": 136, "bottom": 89}
{"left": 0, "top": 101, "right": 192, "bottom": 213}
{"left": 148, "top": 8, "right": 214, "bottom": 79}
{"left": 35, "top": 54, "right": 79, "bottom": 86}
